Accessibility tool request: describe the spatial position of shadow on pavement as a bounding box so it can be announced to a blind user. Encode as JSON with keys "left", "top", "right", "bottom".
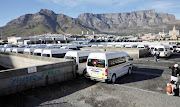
{"left": 115, "top": 66, "right": 164, "bottom": 84}
{"left": 0, "top": 77, "right": 97, "bottom": 107}
{"left": 162, "top": 53, "right": 180, "bottom": 60}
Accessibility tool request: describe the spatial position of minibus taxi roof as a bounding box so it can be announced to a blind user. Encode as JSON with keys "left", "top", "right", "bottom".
{"left": 34, "top": 48, "right": 44, "bottom": 53}
{"left": 42, "top": 49, "right": 72, "bottom": 55}
{"left": 65, "top": 50, "right": 98, "bottom": 57}
{"left": 12, "top": 48, "right": 24, "bottom": 52}
{"left": 88, "top": 51, "right": 127, "bottom": 60}
{"left": 24, "top": 48, "right": 35, "bottom": 52}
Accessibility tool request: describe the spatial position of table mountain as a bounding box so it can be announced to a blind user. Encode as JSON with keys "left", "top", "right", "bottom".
{"left": 1, "top": 9, "right": 180, "bottom": 37}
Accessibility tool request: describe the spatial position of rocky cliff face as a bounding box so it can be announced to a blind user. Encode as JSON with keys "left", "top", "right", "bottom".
{"left": 77, "top": 10, "right": 178, "bottom": 33}
{"left": 1, "top": 9, "right": 180, "bottom": 37}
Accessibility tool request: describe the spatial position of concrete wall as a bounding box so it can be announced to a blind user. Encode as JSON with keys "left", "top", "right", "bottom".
{"left": 0, "top": 52, "right": 70, "bottom": 69}
{"left": 81, "top": 47, "right": 149, "bottom": 59}
{"left": 0, "top": 53, "right": 76, "bottom": 96}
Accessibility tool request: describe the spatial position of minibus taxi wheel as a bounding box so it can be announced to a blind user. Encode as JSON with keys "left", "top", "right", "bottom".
{"left": 83, "top": 69, "right": 89, "bottom": 78}
{"left": 111, "top": 74, "right": 116, "bottom": 84}
{"left": 128, "top": 67, "right": 132, "bottom": 75}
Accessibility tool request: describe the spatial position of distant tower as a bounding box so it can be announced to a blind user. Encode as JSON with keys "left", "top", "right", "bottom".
{"left": 82, "top": 31, "right": 84, "bottom": 35}
{"left": 171, "top": 25, "right": 177, "bottom": 40}
{"left": 87, "top": 31, "right": 89, "bottom": 35}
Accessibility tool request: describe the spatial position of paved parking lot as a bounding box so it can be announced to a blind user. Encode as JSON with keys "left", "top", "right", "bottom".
{"left": 0, "top": 53, "right": 180, "bottom": 107}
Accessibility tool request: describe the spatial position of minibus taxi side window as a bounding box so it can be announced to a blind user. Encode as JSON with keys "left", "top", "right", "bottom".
{"left": 42, "top": 54, "right": 50, "bottom": 57}
{"left": 79, "top": 56, "right": 88, "bottom": 63}
{"left": 52, "top": 54, "right": 65, "bottom": 58}
{"left": 159, "top": 48, "right": 164, "bottom": 51}
{"left": 108, "top": 57, "right": 126, "bottom": 67}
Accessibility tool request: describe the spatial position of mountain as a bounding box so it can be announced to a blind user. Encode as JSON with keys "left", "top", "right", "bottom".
{"left": 1, "top": 9, "right": 180, "bottom": 37}
{"left": 77, "top": 10, "right": 180, "bottom": 35}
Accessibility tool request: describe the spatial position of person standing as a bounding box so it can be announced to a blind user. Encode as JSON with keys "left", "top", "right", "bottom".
{"left": 157, "top": 50, "right": 160, "bottom": 62}
{"left": 169, "top": 64, "right": 180, "bottom": 84}
{"left": 154, "top": 51, "right": 157, "bottom": 62}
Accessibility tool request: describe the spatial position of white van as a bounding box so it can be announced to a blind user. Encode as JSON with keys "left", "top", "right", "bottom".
{"left": 12, "top": 48, "right": 24, "bottom": 54}
{"left": 137, "top": 44, "right": 145, "bottom": 48}
{"left": 33, "top": 48, "right": 44, "bottom": 56}
{"left": 86, "top": 51, "right": 133, "bottom": 83}
{"left": 0, "top": 47, "right": 6, "bottom": 52}
{"left": 154, "top": 45, "right": 171, "bottom": 57}
{"left": 5, "top": 48, "right": 13, "bottom": 53}
{"left": 115, "top": 45, "right": 122, "bottom": 48}
{"left": 149, "top": 45, "right": 156, "bottom": 55}
{"left": 42, "top": 49, "right": 71, "bottom": 58}
{"left": 106, "top": 45, "right": 114, "bottom": 48}
{"left": 125, "top": 44, "right": 132, "bottom": 48}
{"left": 65, "top": 50, "right": 99, "bottom": 76}
{"left": 23, "top": 48, "right": 35, "bottom": 55}
{"left": 98, "top": 45, "right": 104, "bottom": 48}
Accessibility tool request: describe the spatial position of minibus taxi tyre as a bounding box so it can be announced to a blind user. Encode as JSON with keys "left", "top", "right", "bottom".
{"left": 111, "top": 74, "right": 116, "bottom": 84}
{"left": 83, "top": 69, "right": 88, "bottom": 78}
{"left": 128, "top": 68, "right": 132, "bottom": 74}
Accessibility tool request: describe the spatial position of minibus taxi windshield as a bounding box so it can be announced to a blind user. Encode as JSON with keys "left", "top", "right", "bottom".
{"left": 159, "top": 48, "right": 164, "bottom": 51}
{"left": 42, "top": 54, "right": 50, "bottom": 57}
{"left": 87, "top": 59, "right": 105, "bottom": 68}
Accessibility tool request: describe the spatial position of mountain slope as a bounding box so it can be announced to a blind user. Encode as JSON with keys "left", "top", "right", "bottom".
{"left": 1, "top": 9, "right": 180, "bottom": 37}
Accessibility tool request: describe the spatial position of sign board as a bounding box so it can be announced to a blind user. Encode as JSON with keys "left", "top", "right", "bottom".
{"left": 28, "top": 66, "right": 37, "bottom": 73}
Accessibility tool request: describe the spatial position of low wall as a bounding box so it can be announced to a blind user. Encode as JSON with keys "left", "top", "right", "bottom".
{"left": 81, "top": 47, "right": 149, "bottom": 59}
{"left": 0, "top": 54, "right": 76, "bottom": 96}
{"left": 0, "top": 52, "right": 70, "bottom": 69}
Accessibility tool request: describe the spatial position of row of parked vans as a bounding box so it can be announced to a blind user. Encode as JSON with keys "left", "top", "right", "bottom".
{"left": 0, "top": 44, "right": 133, "bottom": 83}
{"left": 91, "top": 44, "right": 148, "bottom": 48}
{"left": 149, "top": 45, "right": 177, "bottom": 57}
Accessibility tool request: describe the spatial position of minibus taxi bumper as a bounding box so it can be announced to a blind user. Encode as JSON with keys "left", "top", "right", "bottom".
{"left": 89, "top": 76, "right": 107, "bottom": 82}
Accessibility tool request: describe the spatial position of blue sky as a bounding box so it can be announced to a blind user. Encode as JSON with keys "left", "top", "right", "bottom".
{"left": 0, "top": 0, "right": 180, "bottom": 27}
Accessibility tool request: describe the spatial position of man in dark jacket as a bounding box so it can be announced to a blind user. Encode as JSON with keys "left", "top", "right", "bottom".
{"left": 169, "top": 64, "right": 180, "bottom": 84}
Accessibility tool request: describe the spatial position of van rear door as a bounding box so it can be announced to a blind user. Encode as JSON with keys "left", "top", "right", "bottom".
{"left": 87, "top": 59, "right": 106, "bottom": 79}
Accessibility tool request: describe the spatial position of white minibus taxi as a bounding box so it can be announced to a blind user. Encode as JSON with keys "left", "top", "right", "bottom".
{"left": 42, "top": 49, "right": 72, "bottom": 58}
{"left": 65, "top": 50, "right": 99, "bottom": 76}
{"left": 33, "top": 48, "right": 44, "bottom": 56}
{"left": 154, "top": 45, "right": 171, "bottom": 57}
{"left": 12, "top": 48, "right": 24, "bottom": 54}
{"left": 5, "top": 48, "right": 13, "bottom": 53}
{"left": 23, "top": 48, "right": 35, "bottom": 55}
{"left": 86, "top": 51, "right": 133, "bottom": 83}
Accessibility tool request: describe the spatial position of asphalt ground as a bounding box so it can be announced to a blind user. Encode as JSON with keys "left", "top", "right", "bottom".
{"left": 0, "top": 53, "right": 180, "bottom": 107}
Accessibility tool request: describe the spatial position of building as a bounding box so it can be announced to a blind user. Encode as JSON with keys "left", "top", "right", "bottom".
{"left": 170, "top": 26, "right": 180, "bottom": 40}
